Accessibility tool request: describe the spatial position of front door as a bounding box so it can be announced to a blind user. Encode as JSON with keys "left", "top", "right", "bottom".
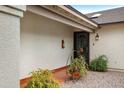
{"left": 74, "top": 32, "right": 89, "bottom": 64}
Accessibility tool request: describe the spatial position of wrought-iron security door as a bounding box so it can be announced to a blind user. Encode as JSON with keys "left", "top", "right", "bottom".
{"left": 74, "top": 32, "right": 89, "bottom": 64}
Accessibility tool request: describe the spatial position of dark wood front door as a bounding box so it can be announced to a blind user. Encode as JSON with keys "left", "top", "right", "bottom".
{"left": 74, "top": 32, "right": 89, "bottom": 64}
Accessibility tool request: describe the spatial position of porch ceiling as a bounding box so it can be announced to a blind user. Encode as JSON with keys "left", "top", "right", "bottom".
{"left": 27, "top": 5, "right": 98, "bottom": 32}
{"left": 42, "top": 6, "right": 98, "bottom": 28}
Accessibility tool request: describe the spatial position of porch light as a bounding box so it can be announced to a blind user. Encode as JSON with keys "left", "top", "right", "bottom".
{"left": 95, "top": 33, "right": 99, "bottom": 41}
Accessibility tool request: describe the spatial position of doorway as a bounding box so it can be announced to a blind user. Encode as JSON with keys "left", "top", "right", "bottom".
{"left": 74, "top": 32, "right": 89, "bottom": 64}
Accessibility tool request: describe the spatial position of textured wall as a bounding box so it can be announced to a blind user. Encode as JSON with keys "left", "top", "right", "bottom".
{"left": 20, "top": 12, "right": 74, "bottom": 78}
{"left": 90, "top": 23, "right": 124, "bottom": 69}
{"left": 0, "top": 12, "right": 20, "bottom": 87}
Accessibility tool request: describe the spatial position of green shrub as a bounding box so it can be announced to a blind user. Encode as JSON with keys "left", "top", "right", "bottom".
{"left": 67, "top": 56, "right": 87, "bottom": 79}
{"left": 90, "top": 55, "right": 108, "bottom": 72}
{"left": 26, "top": 69, "right": 60, "bottom": 88}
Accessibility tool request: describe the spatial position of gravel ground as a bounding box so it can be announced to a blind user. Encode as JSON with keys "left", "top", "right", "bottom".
{"left": 61, "top": 71, "right": 124, "bottom": 88}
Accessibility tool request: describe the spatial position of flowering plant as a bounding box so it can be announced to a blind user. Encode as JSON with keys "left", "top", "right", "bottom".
{"left": 67, "top": 56, "right": 87, "bottom": 80}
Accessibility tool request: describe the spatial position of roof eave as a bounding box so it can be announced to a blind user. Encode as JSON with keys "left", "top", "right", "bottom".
{"left": 64, "top": 5, "right": 98, "bottom": 27}
{"left": 41, "top": 5, "right": 98, "bottom": 30}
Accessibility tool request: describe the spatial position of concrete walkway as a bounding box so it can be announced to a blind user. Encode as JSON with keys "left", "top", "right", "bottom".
{"left": 62, "top": 71, "right": 124, "bottom": 88}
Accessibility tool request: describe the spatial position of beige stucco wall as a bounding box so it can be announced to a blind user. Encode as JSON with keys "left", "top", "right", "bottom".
{"left": 20, "top": 12, "right": 74, "bottom": 78}
{"left": 90, "top": 23, "right": 124, "bottom": 69}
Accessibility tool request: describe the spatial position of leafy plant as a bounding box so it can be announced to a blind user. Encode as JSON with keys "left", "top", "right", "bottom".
{"left": 67, "top": 56, "right": 87, "bottom": 79}
{"left": 90, "top": 55, "right": 108, "bottom": 72}
{"left": 26, "top": 69, "right": 60, "bottom": 88}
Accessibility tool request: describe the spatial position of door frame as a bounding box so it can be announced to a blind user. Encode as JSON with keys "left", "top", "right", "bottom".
{"left": 74, "top": 31, "right": 90, "bottom": 64}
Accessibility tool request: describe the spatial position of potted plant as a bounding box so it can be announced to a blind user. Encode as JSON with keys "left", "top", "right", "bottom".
{"left": 67, "top": 56, "right": 87, "bottom": 80}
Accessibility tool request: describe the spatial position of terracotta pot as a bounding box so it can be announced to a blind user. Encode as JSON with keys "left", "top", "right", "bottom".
{"left": 72, "top": 72, "right": 80, "bottom": 79}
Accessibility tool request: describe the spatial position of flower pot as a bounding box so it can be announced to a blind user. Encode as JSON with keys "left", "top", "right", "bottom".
{"left": 71, "top": 72, "right": 80, "bottom": 79}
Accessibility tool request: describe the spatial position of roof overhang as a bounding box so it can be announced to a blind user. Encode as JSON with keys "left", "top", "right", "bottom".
{"left": 27, "top": 5, "right": 98, "bottom": 32}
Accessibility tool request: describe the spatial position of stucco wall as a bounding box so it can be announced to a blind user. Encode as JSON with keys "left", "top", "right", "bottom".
{"left": 20, "top": 12, "right": 74, "bottom": 78}
{"left": 90, "top": 23, "right": 124, "bottom": 69}
{"left": 0, "top": 12, "right": 20, "bottom": 87}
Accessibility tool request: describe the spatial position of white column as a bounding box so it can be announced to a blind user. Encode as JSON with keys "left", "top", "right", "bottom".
{"left": 0, "top": 5, "right": 26, "bottom": 88}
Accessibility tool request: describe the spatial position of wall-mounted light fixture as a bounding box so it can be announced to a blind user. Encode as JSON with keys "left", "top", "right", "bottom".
{"left": 95, "top": 33, "right": 99, "bottom": 41}
{"left": 61, "top": 39, "right": 65, "bottom": 49}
